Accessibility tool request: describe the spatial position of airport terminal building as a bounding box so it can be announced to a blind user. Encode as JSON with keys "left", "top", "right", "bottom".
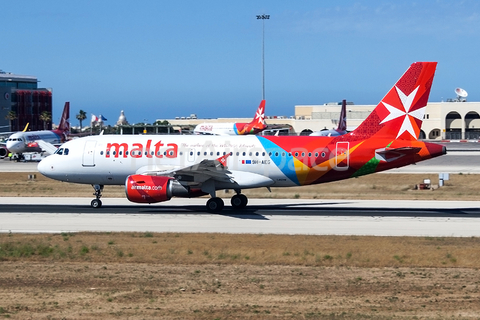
{"left": 293, "top": 100, "right": 480, "bottom": 140}
{"left": 0, "top": 70, "right": 52, "bottom": 133}
{"left": 166, "top": 99, "right": 480, "bottom": 140}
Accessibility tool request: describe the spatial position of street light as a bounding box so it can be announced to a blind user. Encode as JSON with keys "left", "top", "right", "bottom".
{"left": 257, "top": 14, "right": 270, "bottom": 100}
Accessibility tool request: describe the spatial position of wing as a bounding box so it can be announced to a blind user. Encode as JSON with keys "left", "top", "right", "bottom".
{"left": 136, "top": 153, "right": 273, "bottom": 194}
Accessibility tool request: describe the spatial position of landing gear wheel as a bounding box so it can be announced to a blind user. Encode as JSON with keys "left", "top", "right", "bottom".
{"left": 91, "top": 184, "right": 104, "bottom": 208}
{"left": 231, "top": 194, "right": 248, "bottom": 209}
{"left": 206, "top": 197, "right": 224, "bottom": 213}
{"left": 91, "top": 199, "right": 102, "bottom": 208}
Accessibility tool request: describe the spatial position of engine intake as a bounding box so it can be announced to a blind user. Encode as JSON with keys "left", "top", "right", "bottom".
{"left": 125, "top": 174, "right": 189, "bottom": 203}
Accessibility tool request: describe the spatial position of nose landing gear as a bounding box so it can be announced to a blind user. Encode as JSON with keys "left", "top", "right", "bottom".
{"left": 91, "top": 184, "right": 104, "bottom": 208}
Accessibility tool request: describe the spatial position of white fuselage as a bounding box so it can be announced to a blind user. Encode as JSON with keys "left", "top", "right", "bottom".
{"left": 37, "top": 134, "right": 302, "bottom": 188}
{"left": 193, "top": 123, "right": 238, "bottom": 136}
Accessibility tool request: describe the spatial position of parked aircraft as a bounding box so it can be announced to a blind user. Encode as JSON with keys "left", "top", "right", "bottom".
{"left": 38, "top": 62, "right": 446, "bottom": 212}
{"left": 6, "top": 102, "right": 70, "bottom": 159}
{"left": 310, "top": 99, "right": 348, "bottom": 137}
{"left": 193, "top": 100, "right": 267, "bottom": 135}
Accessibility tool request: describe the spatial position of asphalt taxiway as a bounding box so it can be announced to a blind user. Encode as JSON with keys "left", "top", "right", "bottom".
{"left": 1, "top": 197, "right": 480, "bottom": 237}
{"left": 1, "top": 145, "right": 480, "bottom": 236}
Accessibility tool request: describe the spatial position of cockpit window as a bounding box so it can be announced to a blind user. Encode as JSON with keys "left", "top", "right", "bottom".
{"left": 64, "top": 148, "right": 69, "bottom": 155}
{"left": 57, "top": 148, "right": 64, "bottom": 155}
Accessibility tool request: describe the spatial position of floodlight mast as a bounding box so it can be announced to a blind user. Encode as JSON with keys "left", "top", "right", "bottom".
{"left": 257, "top": 14, "right": 270, "bottom": 100}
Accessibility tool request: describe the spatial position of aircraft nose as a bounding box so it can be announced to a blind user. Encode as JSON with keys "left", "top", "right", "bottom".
{"left": 6, "top": 141, "right": 20, "bottom": 153}
{"left": 37, "top": 156, "right": 55, "bottom": 177}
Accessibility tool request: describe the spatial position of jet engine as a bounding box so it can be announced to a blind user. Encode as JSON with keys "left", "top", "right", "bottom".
{"left": 0, "top": 146, "right": 8, "bottom": 158}
{"left": 125, "top": 174, "right": 190, "bottom": 204}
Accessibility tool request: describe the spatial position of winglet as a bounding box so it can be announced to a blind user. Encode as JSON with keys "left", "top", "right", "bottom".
{"left": 216, "top": 153, "right": 230, "bottom": 168}
{"left": 22, "top": 123, "right": 29, "bottom": 132}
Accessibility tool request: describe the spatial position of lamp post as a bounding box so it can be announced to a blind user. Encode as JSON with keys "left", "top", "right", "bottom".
{"left": 256, "top": 14, "right": 269, "bottom": 100}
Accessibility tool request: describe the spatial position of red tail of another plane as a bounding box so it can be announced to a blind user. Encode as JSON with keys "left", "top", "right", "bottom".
{"left": 54, "top": 102, "right": 70, "bottom": 142}
{"left": 351, "top": 62, "right": 436, "bottom": 140}
{"left": 234, "top": 100, "right": 267, "bottom": 135}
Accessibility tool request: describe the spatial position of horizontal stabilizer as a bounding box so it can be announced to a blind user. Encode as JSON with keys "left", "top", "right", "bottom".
{"left": 375, "top": 146, "right": 421, "bottom": 162}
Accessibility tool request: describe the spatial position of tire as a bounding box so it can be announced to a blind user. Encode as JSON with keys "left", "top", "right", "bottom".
{"left": 91, "top": 199, "right": 102, "bottom": 208}
{"left": 206, "top": 197, "right": 224, "bottom": 213}
{"left": 231, "top": 194, "right": 248, "bottom": 209}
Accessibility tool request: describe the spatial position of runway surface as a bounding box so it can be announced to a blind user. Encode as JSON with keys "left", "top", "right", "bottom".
{"left": 1, "top": 144, "right": 479, "bottom": 236}
{"left": 1, "top": 197, "right": 480, "bottom": 237}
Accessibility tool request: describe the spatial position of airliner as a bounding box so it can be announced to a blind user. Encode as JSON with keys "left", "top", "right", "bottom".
{"left": 38, "top": 62, "right": 446, "bottom": 212}
{"left": 6, "top": 102, "right": 70, "bottom": 159}
{"left": 193, "top": 100, "right": 267, "bottom": 135}
{"left": 310, "top": 99, "right": 348, "bottom": 137}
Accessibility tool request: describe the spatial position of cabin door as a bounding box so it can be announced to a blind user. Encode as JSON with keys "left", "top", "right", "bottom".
{"left": 82, "top": 140, "right": 97, "bottom": 167}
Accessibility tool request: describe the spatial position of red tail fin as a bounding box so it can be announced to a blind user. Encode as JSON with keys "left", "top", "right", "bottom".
{"left": 58, "top": 102, "right": 70, "bottom": 133}
{"left": 351, "top": 62, "right": 437, "bottom": 140}
{"left": 250, "top": 100, "right": 267, "bottom": 130}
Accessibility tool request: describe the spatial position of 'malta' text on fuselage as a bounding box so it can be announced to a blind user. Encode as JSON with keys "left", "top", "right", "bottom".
{"left": 106, "top": 140, "right": 178, "bottom": 158}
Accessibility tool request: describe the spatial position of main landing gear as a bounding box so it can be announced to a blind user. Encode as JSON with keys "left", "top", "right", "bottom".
{"left": 206, "top": 191, "right": 248, "bottom": 213}
{"left": 91, "top": 184, "right": 104, "bottom": 208}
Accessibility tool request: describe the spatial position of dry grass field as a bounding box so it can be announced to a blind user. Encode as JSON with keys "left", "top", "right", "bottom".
{"left": 1, "top": 172, "right": 480, "bottom": 319}
{"left": 1, "top": 233, "right": 480, "bottom": 319}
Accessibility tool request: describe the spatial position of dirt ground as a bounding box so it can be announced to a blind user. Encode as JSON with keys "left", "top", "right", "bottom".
{"left": 1, "top": 233, "right": 480, "bottom": 319}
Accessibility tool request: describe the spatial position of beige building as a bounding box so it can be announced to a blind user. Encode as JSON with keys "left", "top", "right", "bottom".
{"left": 164, "top": 101, "right": 480, "bottom": 140}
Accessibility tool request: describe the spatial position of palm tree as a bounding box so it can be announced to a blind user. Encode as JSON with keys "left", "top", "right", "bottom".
{"left": 5, "top": 110, "right": 17, "bottom": 131}
{"left": 39, "top": 111, "right": 51, "bottom": 130}
{"left": 76, "top": 109, "right": 87, "bottom": 130}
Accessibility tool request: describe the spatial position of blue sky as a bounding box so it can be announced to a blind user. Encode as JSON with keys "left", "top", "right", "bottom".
{"left": 3, "top": 1, "right": 480, "bottom": 125}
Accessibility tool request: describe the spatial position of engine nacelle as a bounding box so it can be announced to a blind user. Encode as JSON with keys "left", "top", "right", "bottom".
{"left": 125, "top": 174, "right": 190, "bottom": 204}
{"left": 0, "top": 147, "right": 8, "bottom": 158}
